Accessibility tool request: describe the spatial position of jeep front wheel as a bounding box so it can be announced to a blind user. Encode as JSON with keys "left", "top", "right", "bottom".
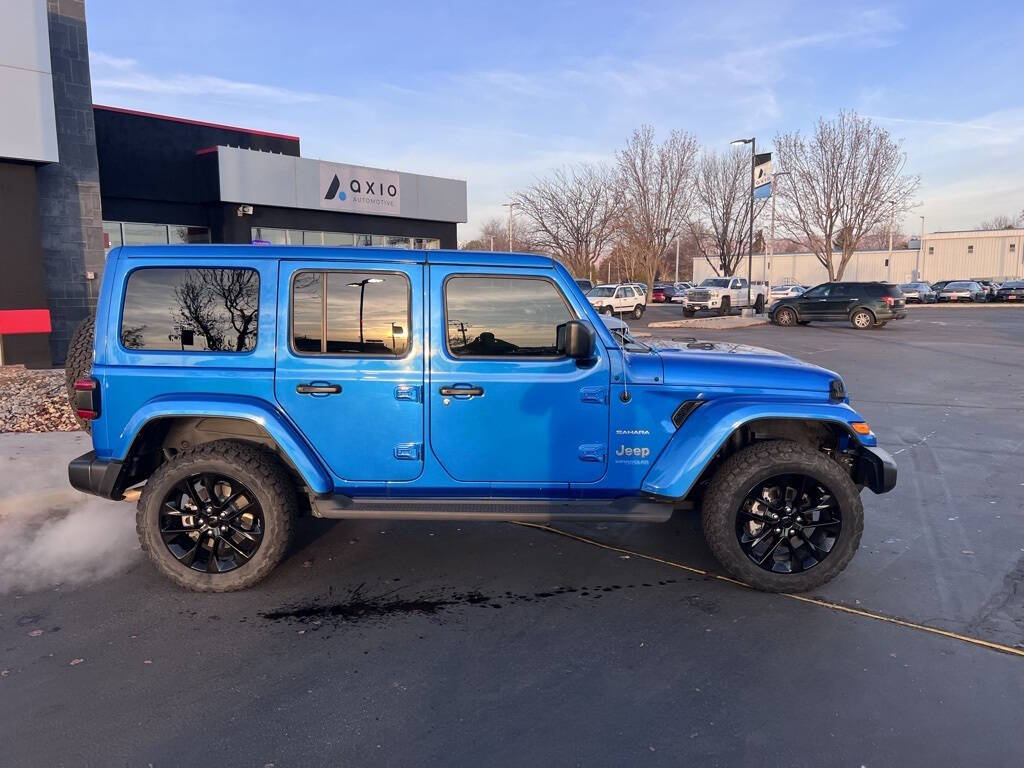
{"left": 136, "top": 440, "right": 296, "bottom": 591}
{"left": 701, "top": 440, "right": 864, "bottom": 592}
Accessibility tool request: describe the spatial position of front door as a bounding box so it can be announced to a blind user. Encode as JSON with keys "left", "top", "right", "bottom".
{"left": 275, "top": 259, "right": 424, "bottom": 482}
{"left": 797, "top": 283, "right": 833, "bottom": 318}
{"left": 428, "top": 267, "right": 611, "bottom": 485}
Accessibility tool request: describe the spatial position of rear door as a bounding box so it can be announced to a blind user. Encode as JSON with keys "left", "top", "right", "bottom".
{"left": 274, "top": 259, "right": 424, "bottom": 482}
{"left": 428, "top": 267, "right": 610, "bottom": 485}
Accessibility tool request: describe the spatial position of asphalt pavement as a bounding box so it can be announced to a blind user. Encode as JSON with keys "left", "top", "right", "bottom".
{"left": 1, "top": 306, "right": 1022, "bottom": 766}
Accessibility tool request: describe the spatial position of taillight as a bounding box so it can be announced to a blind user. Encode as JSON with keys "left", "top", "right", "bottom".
{"left": 74, "top": 377, "right": 100, "bottom": 420}
{"left": 882, "top": 295, "right": 894, "bottom": 306}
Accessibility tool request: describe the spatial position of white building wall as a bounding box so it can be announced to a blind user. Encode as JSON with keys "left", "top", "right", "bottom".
{"left": 0, "top": 0, "right": 58, "bottom": 162}
{"left": 692, "top": 230, "right": 1024, "bottom": 286}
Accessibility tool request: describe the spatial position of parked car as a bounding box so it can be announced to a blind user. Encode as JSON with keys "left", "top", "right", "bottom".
{"left": 681, "top": 277, "right": 767, "bottom": 316}
{"left": 668, "top": 282, "right": 694, "bottom": 302}
{"left": 937, "top": 281, "right": 986, "bottom": 302}
{"left": 768, "top": 284, "right": 807, "bottom": 303}
{"left": 574, "top": 278, "right": 594, "bottom": 292}
{"left": 770, "top": 282, "right": 907, "bottom": 329}
{"left": 585, "top": 283, "right": 647, "bottom": 318}
{"left": 898, "top": 282, "right": 937, "bottom": 304}
{"left": 972, "top": 279, "right": 1000, "bottom": 300}
{"left": 66, "top": 243, "right": 897, "bottom": 593}
{"left": 651, "top": 283, "right": 677, "bottom": 303}
{"left": 994, "top": 280, "right": 1024, "bottom": 301}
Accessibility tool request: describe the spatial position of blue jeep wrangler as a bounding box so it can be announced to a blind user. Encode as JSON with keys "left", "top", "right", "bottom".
{"left": 68, "top": 245, "right": 896, "bottom": 592}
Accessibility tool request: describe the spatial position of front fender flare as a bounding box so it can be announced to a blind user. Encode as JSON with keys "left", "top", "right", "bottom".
{"left": 115, "top": 394, "right": 333, "bottom": 495}
{"left": 641, "top": 397, "right": 873, "bottom": 501}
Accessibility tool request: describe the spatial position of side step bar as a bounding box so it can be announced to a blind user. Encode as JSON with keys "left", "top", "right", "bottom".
{"left": 311, "top": 496, "right": 675, "bottom": 523}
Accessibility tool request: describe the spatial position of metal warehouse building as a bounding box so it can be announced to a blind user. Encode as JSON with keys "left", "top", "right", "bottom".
{"left": 0, "top": 1, "right": 466, "bottom": 368}
{"left": 693, "top": 229, "right": 1024, "bottom": 286}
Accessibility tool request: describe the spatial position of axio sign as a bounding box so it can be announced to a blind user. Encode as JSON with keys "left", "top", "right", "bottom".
{"left": 319, "top": 161, "right": 401, "bottom": 215}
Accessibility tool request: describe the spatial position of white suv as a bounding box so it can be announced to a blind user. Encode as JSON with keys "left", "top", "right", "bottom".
{"left": 585, "top": 283, "right": 647, "bottom": 319}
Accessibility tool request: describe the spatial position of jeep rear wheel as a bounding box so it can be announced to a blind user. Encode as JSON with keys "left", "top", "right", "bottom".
{"left": 701, "top": 440, "right": 863, "bottom": 592}
{"left": 850, "top": 309, "right": 874, "bottom": 329}
{"left": 137, "top": 440, "right": 296, "bottom": 591}
{"left": 64, "top": 313, "right": 95, "bottom": 433}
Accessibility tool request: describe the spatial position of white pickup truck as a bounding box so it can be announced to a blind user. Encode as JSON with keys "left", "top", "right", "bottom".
{"left": 675, "top": 277, "right": 767, "bottom": 316}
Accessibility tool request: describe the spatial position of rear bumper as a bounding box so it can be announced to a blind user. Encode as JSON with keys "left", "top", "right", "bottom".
{"left": 855, "top": 446, "right": 898, "bottom": 494}
{"left": 68, "top": 451, "right": 125, "bottom": 500}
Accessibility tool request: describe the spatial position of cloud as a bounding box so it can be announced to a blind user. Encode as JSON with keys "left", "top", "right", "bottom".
{"left": 90, "top": 50, "right": 327, "bottom": 105}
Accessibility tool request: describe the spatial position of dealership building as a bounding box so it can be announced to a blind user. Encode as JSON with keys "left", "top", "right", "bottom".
{"left": 0, "top": 1, "right": 466, "bottom": 368}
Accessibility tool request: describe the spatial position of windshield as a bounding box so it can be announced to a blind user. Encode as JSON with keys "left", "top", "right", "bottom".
{"left": 1003, "top": 281, "right": 1024, "bottom": 288}
{"left": 699, "top": 278, "right": 731, "bottom": 288}
{"left": 899, "top": 283, "right": 920, "bottom": 290}
{"left": 587, "top": 287, "right": 615, "bottom": 297}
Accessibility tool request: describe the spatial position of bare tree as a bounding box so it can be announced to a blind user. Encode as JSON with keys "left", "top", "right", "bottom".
{"left": 773, "top": 111, "right": 920, "bottom": 281}
{"left": 513, "top": 163, "right": 621, "bottom": 278}
{"left": 171, "top": 268, "right": 259, "bottom": 352}
{"left": 615, "top": 126, "right": 699, "bottom": 289}
{"left": 687, "top": 147, "right": 767, "bottom": 276}
{"left": 461, "top": 217, "right": 534, "bottom": 252}
{"left": 977, "top": 214, "right": 1018, "bottom": 230}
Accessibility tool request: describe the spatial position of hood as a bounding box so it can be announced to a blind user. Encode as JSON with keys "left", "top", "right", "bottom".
{"left": 645, "top": 338, "right": 839, "bottom": 394}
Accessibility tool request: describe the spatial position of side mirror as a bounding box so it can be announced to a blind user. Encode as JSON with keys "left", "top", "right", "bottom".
{"left": 556, "top": 320, "right": 595, "bottom": 359}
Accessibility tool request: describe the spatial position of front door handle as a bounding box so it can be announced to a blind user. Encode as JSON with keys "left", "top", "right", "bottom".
{"left": 296, "top": 383, "right": 342, "bottom": 395}
{"left": 440, "top": 385, "right": 484, "bottom": 397}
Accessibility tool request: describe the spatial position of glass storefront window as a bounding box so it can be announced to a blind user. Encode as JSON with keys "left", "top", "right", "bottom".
{"left": 414, "top": 238, "right": 441, "bottom": 250}
{"left": 385, "top": 236, "right": 412, "bottom": 249}
{"left": 355, "top": 234, "right": 373, "bottom": 247}
{"left": 123, "top": 222, "right": 169, "bottom": 245}
{"left": 303, "top": 231, "right": 324, "bottom": 245}
{"left": 323, "top": 232, "right": 355, "bottom": 246}
{"left": 252, "top": 227, "right": 287, "bottom": 244}
{"left": 169, "top": 225, "right": 212, "bottom": 244}
{"left": 286, "top": 230, "right": 304, "bottom": 245}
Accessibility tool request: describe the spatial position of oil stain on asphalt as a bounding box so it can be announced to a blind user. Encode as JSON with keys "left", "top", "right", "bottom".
{"left": 261, "top": 579, "right": 712, "bottom": 631}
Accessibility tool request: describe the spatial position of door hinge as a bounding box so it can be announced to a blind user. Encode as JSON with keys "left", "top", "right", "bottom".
{"left": 579, "top": 386, "right": 607, "bottom": 404}
{"left": 394, "top": 385, "right": 422, "bottom": 402}
{"left": 393, "top": 443, "right": 423, "bottom": 461}
{"left": 578, "top": 443, "right": 606, "bottom": 462}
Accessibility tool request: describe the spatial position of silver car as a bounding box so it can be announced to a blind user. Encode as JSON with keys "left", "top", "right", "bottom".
{"left": 899, "top": 282, "right": 936, "bottom": 304}
{"left": 937, "top": 281, "right": 986, "bottom": 302}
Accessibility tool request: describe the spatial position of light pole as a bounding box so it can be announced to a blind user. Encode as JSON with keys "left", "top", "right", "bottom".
{"left": 731, "top": 137, "right": 756, "bottom": 307}
{"left": 346, "top": 277, "right": 384, "bottom": 350}
{"left": 767, "top": 171, "right": 790, "bottom": 287}
{"left": 675, "top": 236, "right": 680, "bottom": 283}
{"left": 917, "top": 215, "right": 925, "bottom": 281}
{"left": 887, "top": 200, "right": 896, "bottom": 283}
{"left": 501, "top": 202, "right": 519, "bottom": 250}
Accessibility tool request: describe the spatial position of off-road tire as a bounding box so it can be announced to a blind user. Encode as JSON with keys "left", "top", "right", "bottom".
{"left": 754, "top": 294, "right": 765, "bottom": 314}
{"left": 718, "top": 297, "right": 731, "bottom": 316}
{"left": 632, "top": 304, "right": 644, "bottom": 319}
{"left": 137, "top": 440, "right": 296, "bottom": 591}
{"left": 64, "top": 314, "right": 95, "bottom": 433}
{"left": 850, "top": 308, "right": 874, "bottom": 330}
{"left": 701, "top": 440, "right": 864, "bottom": 592}
{"left": 773, "top": 307, "right": 797, "bottom": 326}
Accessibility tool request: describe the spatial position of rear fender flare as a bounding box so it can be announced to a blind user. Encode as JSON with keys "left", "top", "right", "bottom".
{"left": 116, "top": 395, "right": 332, "bottom": 495}
{"left": 641, "top": 397, "right": 873, "bottom": 500}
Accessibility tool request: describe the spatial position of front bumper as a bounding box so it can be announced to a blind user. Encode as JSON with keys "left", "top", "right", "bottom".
{"left": 855, "top": 446, "right": 898, "bottom": 494}
{"left": 68, "top": 451, "right": 125, "bottom": 500}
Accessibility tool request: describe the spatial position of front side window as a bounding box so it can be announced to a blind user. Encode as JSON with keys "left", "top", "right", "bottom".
{"left": 291, "top": 271, "right": 410, "bottom": 356}
{"left": 445, "top": 276, "right": 572, "bottom": 358}
{"left": 802, "top": 284, "right": 830, "bottom": 298}
{"left": 121, "top": 267, "right": 259, "bottom": 352}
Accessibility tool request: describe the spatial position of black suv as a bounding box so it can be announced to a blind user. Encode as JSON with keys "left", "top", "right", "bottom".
{"left": 770, "top": 282, "right": 907, "bottom": 330}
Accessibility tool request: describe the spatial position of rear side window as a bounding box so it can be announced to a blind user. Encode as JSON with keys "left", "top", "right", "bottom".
{"left": 291, "top": 270, "right": 410, "bottom": 356}
{"left": 445, "top": 276, "right": 573, "bottom": 358}
{"left": 121, "top": 267, "right": 259, "bottom": 352}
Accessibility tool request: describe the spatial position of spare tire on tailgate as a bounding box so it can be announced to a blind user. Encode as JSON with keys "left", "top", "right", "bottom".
{"left": 64, "top": 313, "right": 95, "bottom": 433}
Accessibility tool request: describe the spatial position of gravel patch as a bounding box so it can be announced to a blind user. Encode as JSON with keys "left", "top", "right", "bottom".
{"left": 0, "top": 366, "right": 80, "bottom": 433}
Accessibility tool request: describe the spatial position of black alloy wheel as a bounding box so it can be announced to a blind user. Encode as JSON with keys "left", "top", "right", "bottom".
{"left": 736, "top": 473, "right": 841, "bottom": 574}
{"left": 159, "top": 472, "right": 264, "bottom": 573}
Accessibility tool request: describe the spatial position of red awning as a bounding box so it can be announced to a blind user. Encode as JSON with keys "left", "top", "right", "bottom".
{"left": 0, "top": 309, "right": 52, "bottom": 334}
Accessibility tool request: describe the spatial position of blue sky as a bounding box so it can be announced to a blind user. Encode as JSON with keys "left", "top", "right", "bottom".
{"left": 85, "top": 0, "right": 1023, "bottom": 238}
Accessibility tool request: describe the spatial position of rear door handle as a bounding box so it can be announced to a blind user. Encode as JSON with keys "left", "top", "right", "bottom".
{"left": 296, "top": 383, "right": 342, "bottom": 395}
{"left": 440, "top": 385, "right": 484, "bottom": 397}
